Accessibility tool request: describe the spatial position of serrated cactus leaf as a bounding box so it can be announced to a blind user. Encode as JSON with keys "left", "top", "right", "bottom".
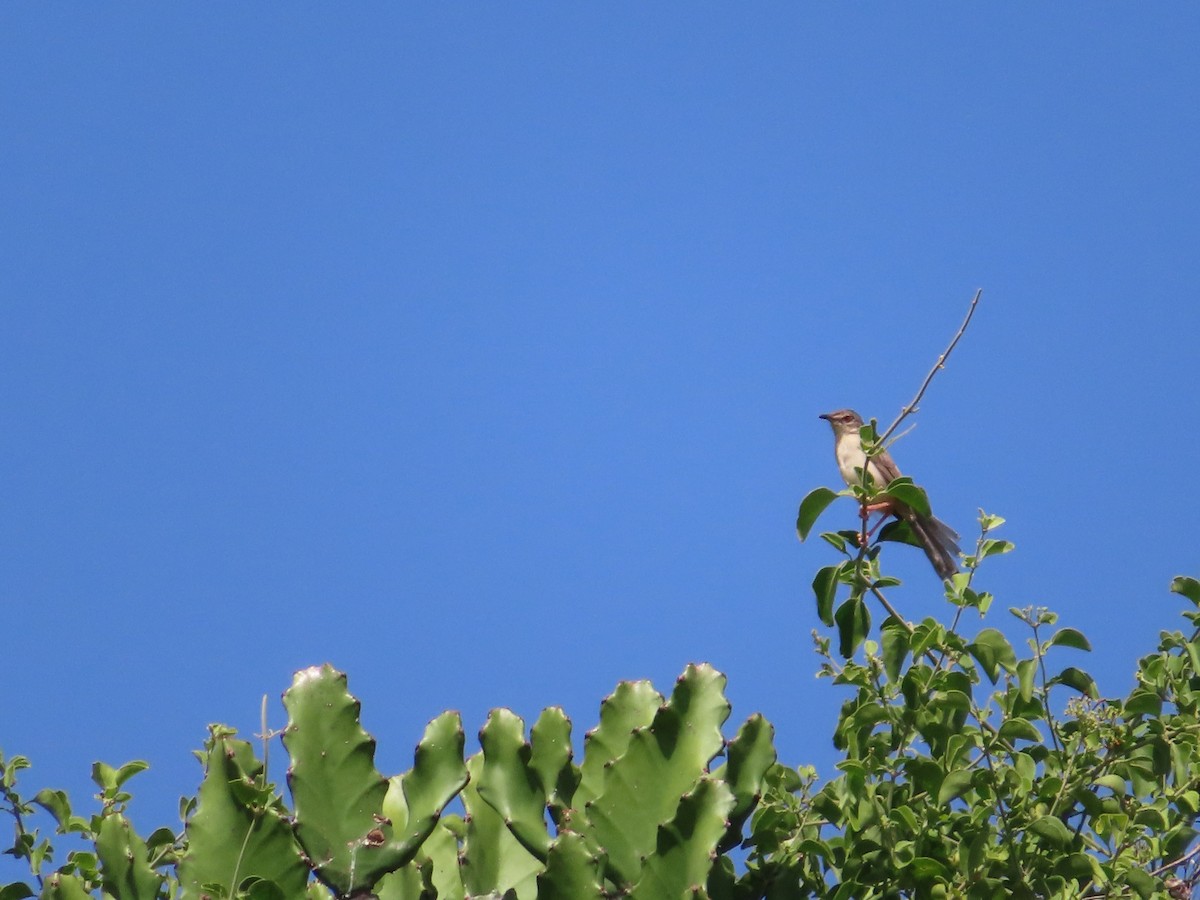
{"left": 586, "top": 664, "right": 731, "bottom": 886}
{"left": 373, "top": 863, "right": 430, "bottom": 900}
{"left": 305, "top": 882, "right": 334, "bottom": 900}
{"left": 381, "top": 710, "right": 468, "bottom": 856}
{"left": 573, "top": 680, "right": 662, "bottom": 809}
{"left": 536, "top": 831, "right": 606, "bottom": 900}
{"left": 420, "top": 821, "right": 464, "bottom": 900}
{"left": 96, "top": 813, "right": 162, "bottom": 900}
{"left": 179, "top": 730, "right": 307, "bottom": 900}
{"left": 283, "top": 665, "right": 402, "bottom": 895}
{"left": 460, "top": 754, "right": 543, "bottom": 898}
{"left": 477, "top": 709, "right": 552, "bottom": 860}
{"left": 38, "top": 874, "right": 91, "bottom": 900}
{"left": 628, "top": 778, "right": 736, "bottom": 900}
{"left": 711, "top": 714, "right": 776, "bottom": 852}
{"left": 529, "top": 707, "right": 579, "bottom": 817}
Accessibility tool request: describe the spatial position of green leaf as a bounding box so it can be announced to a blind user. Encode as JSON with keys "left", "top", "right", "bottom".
{"left": 967, "top": 628, "right": 1017, "bottom": 683}
{"left": 813, "top": 565, "right": 841, "bottom": 626}
{"left": 880, "top": 618, "right": 910, "bottom": 683}
{"left": 879, "top": 478, "right": 931, "bottom": 518}
{"left": 1123, "top": 868, "right": 1158, "bottom": 899}
{"left": 820, "top": 531, "right": 848, "bottom": 552}
{"left": 937, "top": 769, "right": 973, "bottom": 805}
{"left": 1016, "top": 658, "right": 1037, "bottom": 703}
{"left": 997, "top": 718, "right": 1043, "bottom": 743}
{"left": 1122, "top": 690, "right": 1162, "bottom": 717}
{"left": 877, "top": 519, "right": 921, "bottom": 548}
{"left": 1028, "top": 815, "right": 1074, "bottom": 849}
{"left": 1048, "top": 628, "right": 1091, "bottom": 652}
{"left": 835, "top": 597, "right": 870, "bottom": 659}
{"left": 1053, "top": 667, "right": 1098, "bottom": 698}
{"left": 1094, "top": 774, "right": 1127, "bottom": 794}
{"left": 1171, "top": 576, "right": 1200, "bottom": 606}
{"left": 978, "top": 539, "right": 1015, "bottom": 559}
{"left": 907, "top": 856, "right": 951, "bottom": 882}
{"left": 797, "top": 488, "right": 839, "bottom": 542}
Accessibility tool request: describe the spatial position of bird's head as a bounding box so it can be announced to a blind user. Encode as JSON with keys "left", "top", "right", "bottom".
{"left": 819, "top": 409, "right": 865, "bottom": 436}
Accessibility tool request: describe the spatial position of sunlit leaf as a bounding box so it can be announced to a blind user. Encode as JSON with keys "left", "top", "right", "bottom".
{"left": 967, "top": 628, "right": 1017, "bottom": 684}
{"left": 937, "top": 769, "right": 973, "bottom": 805}
{"left": 997, "top": 718, "right": 1042, "bottom": 743}
{"left": 880, "top": 478, "right": 931, "bottom": 518}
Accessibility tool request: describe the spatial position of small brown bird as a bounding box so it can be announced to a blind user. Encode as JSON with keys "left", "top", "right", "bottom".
{"left": 819, "top": 409, "right": 960, "bottom": 580}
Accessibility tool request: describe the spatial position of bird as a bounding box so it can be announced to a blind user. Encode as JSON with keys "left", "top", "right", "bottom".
{"left": 818, "top": 409, "right": 960, "bottom": 580}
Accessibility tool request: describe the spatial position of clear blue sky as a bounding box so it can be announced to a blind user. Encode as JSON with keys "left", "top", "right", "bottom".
{"left": 3, "top": 5, "right": 1199, "bottom": 864}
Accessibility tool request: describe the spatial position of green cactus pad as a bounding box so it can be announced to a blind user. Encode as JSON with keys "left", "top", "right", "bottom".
{"left": 178, "top": 729, "right": 307, "bottom": 900}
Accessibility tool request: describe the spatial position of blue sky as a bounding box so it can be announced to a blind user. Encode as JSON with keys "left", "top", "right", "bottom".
{"left": 3, "top": 4, "right": 1199, "bottom": 864}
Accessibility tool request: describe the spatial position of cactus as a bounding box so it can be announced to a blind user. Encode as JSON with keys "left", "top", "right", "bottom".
{"left": 468, "top": 663, "right": 776, "bottom": 898}
{"left": 8, "top": 663, "right": 776, "bottom": 900}
{"left": 283, "top": 665, "right": 467, "bottom": 898}
{"left": 178, "top": 727, "right": 306, "bottom": 900}
{"left": 96, "top": 813, "right": 164, "bottom": 900}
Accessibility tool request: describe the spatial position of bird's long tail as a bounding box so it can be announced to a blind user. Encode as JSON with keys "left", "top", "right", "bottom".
{"left": 905, "top": 512, "right": 961, "bottom": 581}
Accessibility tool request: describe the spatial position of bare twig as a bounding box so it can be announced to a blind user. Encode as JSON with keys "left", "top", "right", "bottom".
{"left": 877, "top": 288, "right": 982, "bottom": 447}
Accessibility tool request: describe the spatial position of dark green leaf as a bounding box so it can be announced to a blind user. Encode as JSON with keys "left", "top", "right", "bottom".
{"left": 1053, "top": 667, "right": 1098, "bottom": 698}
{"left": 877, "top": 519, "right": 921, "bottom": 548}
{"left": 907, "top": 857, "right": 950, "bottom": 882}
{"left": 835, "top": 597, "right": 870, "bottom": 659}
{"left": 1171, "top": 576, "right": 1200, "bottom": 606}
{"left": 880, "top": 618, "right": 910, "bottom": 683}
{"left": 797, "top": 488, "right": 839, "bottom": 542}
{"left": 997, "top": 718, "right": 1042, "bottom": 743}
{"left": 1048, "top": 628, "right": 1091, "bottom": 652}
{"left": 1123, "top": 868, "right": 1157, "bottom": 899}
{"left": 1028, "top": 815, "right": 1073, "bottom": 848}
{"left": 813, "top": 565, "right": 841, "bottom": 626}
{"left": 1122, "top": 690, "right": 1162, "bottom": 717}
{"left": 820, "top": 531, "right": 848, "bottom": 552}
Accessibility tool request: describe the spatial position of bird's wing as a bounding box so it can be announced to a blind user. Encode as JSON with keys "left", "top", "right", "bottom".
{"left": 871, "top": 448, "right": 903, "bottom": 485}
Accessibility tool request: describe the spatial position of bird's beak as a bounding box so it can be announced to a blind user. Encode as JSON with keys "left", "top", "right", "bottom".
{"left": 818, "top": 413, "right": 832, "bottom": 421}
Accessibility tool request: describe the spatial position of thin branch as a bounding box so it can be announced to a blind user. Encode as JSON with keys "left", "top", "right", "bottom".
{"left": 869, "top": 584, "right": 913, "bottom": 631}
{"left": 878, "top": 288, "right": 982, "bottom": 447}
{"left": 1151, "top": 840, "right": 1200, "bottom": 877}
